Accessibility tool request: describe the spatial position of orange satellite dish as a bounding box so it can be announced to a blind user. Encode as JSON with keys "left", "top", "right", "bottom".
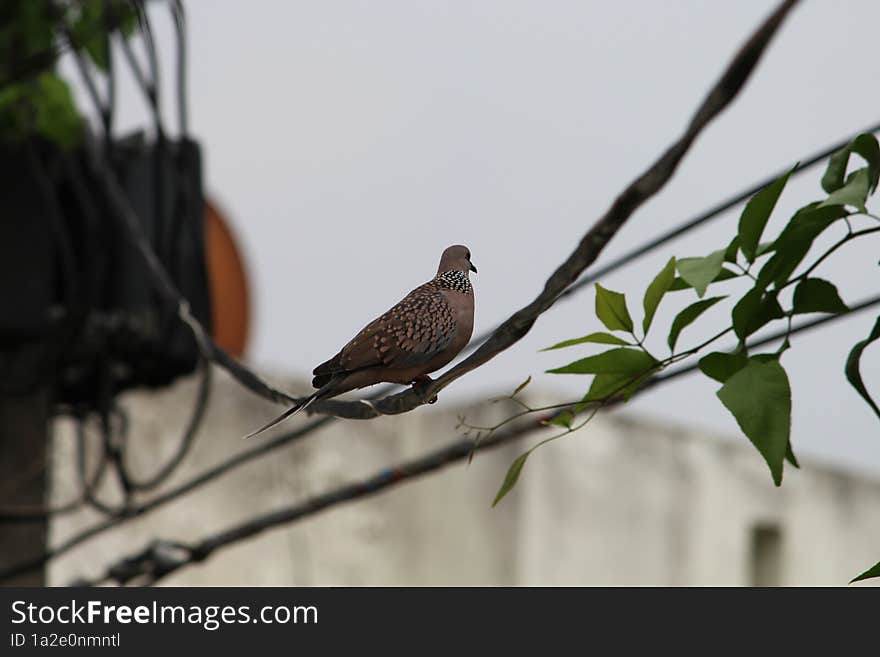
{"left": 204, "top": 199, "right": 250, "bottom": 358}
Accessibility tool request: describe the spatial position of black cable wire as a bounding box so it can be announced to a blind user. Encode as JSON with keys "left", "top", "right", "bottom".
{"left": 169, "top": 0, "right": 188, "bottom": 136}
{"left": 0, "top": 415, "right": 112, "bottom": 523}
{"left": 546, "top": 122, "right": 880, "bottom": 303}
{"left": 105, "top": 1, "right": 117, "bottom": 139}
{"left": 76, "top": 413, "right": 126, "bottom": 516}
{"left": 0, "top": 0, "right": 131, "bottom": 87}
{"left": 133, "top": 0, "right": 164, "bottom": 138}
{"left": 80, "top": 293, "right": 880, "bottom": 587}
{"left": 121, "top": 354, "right": 212, "bottom": 491}
{"left": 115, "top": 11, "right": 161, "bottom": 135}
{"left": 646, "top": 294, "right": 880, "bottom": 390}
{"left": 54, "top": 0, "right": 210, "bottom": 503}
{"left": 63, "top": 25, "right": 113, "bottom": 134}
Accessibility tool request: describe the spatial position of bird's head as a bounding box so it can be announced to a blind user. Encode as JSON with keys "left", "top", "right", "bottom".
{"left": 437, "top": 244, "right": 477, "bottom": 275}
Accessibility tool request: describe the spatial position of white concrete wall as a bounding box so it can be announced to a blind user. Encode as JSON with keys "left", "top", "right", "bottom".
{"left": 46, "top": 369, "right": 880, "bottom": 586}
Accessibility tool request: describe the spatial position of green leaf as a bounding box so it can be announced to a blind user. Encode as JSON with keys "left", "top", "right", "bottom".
{"left": 670, "top": 266, "right": 739, "bottom": 291}
{"left": 792, "top": 278, "right": 848, "bottom": 315}
{"left": 32, "top": 73, "right": 82, "bottom": 147}
{"left": 642, "top": 257, "right": 676, "bottom": 334}
{"left": 757, "top": 297, "right": 785, "bottom": 333}
{"left": 542, "top": 332, "right": 631, "bottom": 351}
{"left": 594, "top": 284, "right": 633, "bottom": 333}
{"left": 667, "top": 296, "right": 727, "bottom": 352}
{"left": 724, "top": 236, "right": 740, "bottom": 263}
{"left": 0, "top": 3, "right": 54, "bottom": 87}
{"left": 850, "top": 560, "right": 880, "bottom": 584}
{"left": 820, "top": 168, "right": 870, "bottom": 213}
{"left": 739, "top": 166, "right": 795, "bottom": 262}
{"left": 754, "top": 241, "right": 776, "bottom": 257}
{"left": 698, "top": 350, "right": 749, "bottom": 384}
{"left": 676, "top": 249, "right": 726, "bottom": 298}
{"left": 115, "top": 2, "right": 138, "bottom": 37}
{"left": 852, "top": 133, "right": 880, "bottom": 193}
{"left": 547, "top": 348, "right": 658, "bottom": 375}
{"left": 493, "top": 451, "right": 529, "bottom": 506}
{"left": 822, "top": 133, "right": 880, "bottom": 194}
{"left": 582, "top": 372, "right": 645, "bottom": 404}
{"left": 66, "top": 1, "right": 138, "bottom": 71}
{"left": 544, "top": 411, "right": 573, "bottom": 429}
{"left": 845, "top": 315, "right": 880, "bottom": 422}
{"left": 717, "top": 358, "right": 791, "bottom": 486}
{"left": 757, "top": 204, "right": 849, "bottom": 289}
{"left": 732, "top": 288, "right": 762, "bottom": 339}
{"left": 732, "top": 287, "right": 784, "bottom": 340}
{"left": 0, "top": 84, "right": 27, "bottom": 139}
{"left": 822, "top": 146, "right": 850, "bottom": 194}
{"left": 71, "top": 1, "right": 109, "bottom": 70}
{"left": 785, "top": 441, "right": 800, "bottom": 469}
{"left": 512, "top": 376, "right": 532, "bottom": 396}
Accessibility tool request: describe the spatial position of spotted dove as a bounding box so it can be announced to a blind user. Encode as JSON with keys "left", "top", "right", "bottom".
{"left": 245, "top": 245, "right": 477, "bottom": 438}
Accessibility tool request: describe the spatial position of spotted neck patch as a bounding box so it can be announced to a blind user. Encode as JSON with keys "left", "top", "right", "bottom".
{"left": 437, "top": 269, "right": 472, "bottom": 293}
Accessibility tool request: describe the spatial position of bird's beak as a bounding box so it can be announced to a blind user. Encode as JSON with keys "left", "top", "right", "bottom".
{"left": 469, "top": 262, "right": 478, "bottom": 273}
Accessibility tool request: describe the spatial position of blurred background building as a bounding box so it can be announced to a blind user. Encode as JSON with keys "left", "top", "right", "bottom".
{"left": 46, "top": 371, "right": 880, "bottom": 586}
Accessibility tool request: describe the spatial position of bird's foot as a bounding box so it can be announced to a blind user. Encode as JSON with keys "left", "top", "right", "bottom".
{"left": 411, "top": 376, "right": 438, "bottom": 404}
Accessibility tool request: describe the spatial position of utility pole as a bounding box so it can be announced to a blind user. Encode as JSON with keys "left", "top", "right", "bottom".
{"left": 0, "top": 389, "right": 50, "bottom": 585}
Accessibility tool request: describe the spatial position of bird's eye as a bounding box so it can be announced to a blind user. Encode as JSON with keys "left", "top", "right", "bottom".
{"left": 465, "top": 250, "right": 471, "bottom": 259}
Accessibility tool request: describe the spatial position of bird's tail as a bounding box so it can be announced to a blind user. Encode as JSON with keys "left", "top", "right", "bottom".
{"left": 242, "top": 392, "right": 319, "bottom": 440}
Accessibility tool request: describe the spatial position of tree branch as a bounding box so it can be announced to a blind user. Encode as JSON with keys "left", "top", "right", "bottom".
{"left": 307, "top": 0, "right": 800, "bottom": 420}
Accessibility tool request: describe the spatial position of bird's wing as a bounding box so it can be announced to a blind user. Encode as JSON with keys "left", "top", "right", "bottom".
{"left": 333, "top": 282, "right": 458, "bottom": 373}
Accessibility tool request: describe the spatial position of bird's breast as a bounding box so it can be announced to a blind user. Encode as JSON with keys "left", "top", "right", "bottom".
{"left": 442, "top": 289, "right": 474, "bottom": 346}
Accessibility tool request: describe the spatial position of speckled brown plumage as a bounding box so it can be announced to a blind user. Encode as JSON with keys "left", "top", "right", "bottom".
{"left": 313, "top": 279, "right": 459, "bottom": 386}
{"left": 244, "top": 245, "right": 476, "bottom": 439}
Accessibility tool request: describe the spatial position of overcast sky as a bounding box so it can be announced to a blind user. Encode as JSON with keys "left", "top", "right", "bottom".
{"left": 88, "top": 1, "right": 880, "bottom": 475}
